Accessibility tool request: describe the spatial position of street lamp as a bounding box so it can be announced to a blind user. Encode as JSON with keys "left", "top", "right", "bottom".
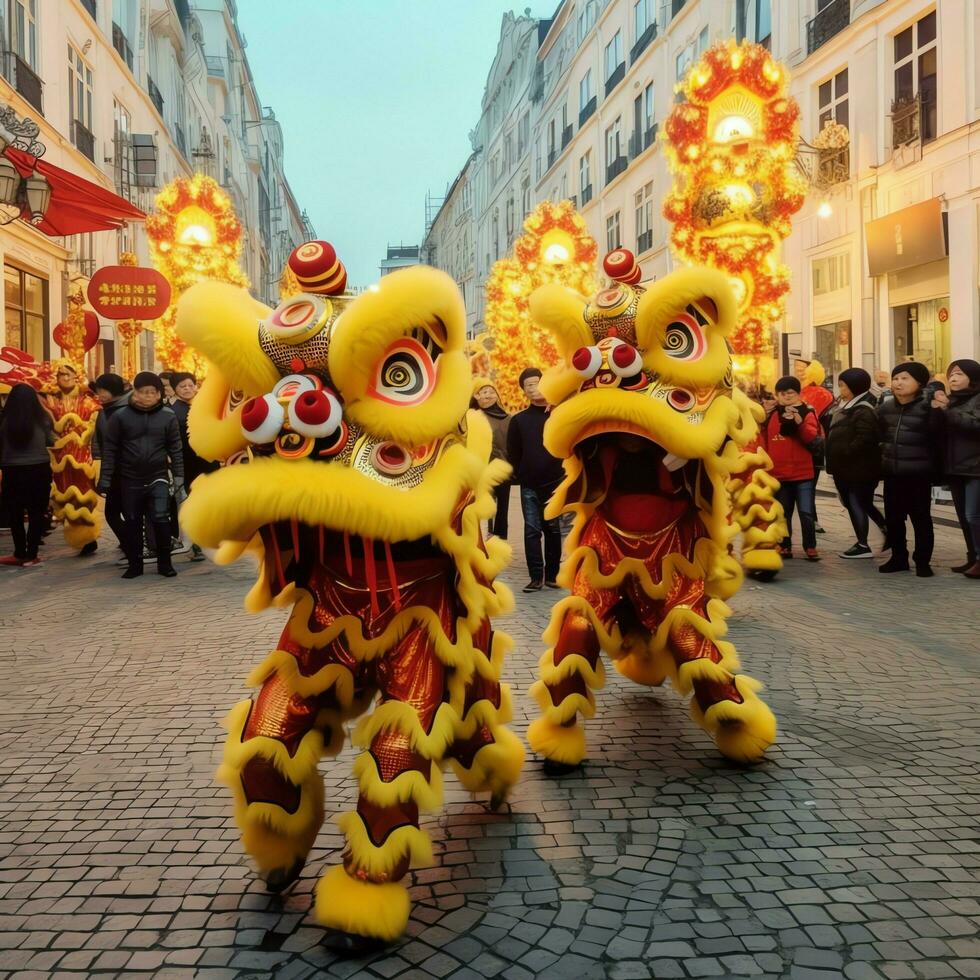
{"left": 0, "top": 155, "right": 51, "bottom": 226}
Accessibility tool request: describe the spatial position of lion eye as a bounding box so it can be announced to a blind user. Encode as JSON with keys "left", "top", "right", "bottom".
{"left": 663, "top": 308, "right": 708, "bottom": 362}
{"left": 608, "top": 342, "right": 643, "bottom": 378}
{"left": 571, "top": 346, "right": 602, "bottom": 378}
{"left": 368, "top": 337, "right": 436, "bottom": 406}
{"left": 241, "top": 394, "right": 284, "bottom": 444}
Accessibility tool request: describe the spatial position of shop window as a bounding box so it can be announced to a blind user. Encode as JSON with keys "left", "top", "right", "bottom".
{"left": 814, "top": 320, "right": 851, "bottom": 379}
{"left": 812, "top": 252, "right": 850, "bottom": 295}
{"left": 4, "top": 263, "right": 48, "bottom": 360}
{"left": 892, "top": 298, "right": 950, "bottom": 373}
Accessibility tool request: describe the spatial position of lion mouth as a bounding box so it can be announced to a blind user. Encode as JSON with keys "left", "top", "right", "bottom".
{"left": 258, "top": 521, "right": 446, "bottom": 613}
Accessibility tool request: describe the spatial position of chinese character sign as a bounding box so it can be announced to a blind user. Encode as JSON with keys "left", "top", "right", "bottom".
{"left": 87, "top": 266, "right": 172, "bottom": 321}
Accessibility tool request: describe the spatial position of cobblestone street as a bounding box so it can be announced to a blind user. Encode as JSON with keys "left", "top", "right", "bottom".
{"left": 1, "top": 489, "right": 978, "bottom": 980}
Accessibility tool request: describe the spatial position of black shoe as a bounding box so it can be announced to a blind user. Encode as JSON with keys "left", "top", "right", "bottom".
{"left": 122, "top": 567, "right": 144, "bottom": 579}
{"left": 879, "top": 557, "right": 910, "bottom": 573}
{"left": 190, "top": 545, "right": 206, "bottom": 563}
{"left": 952, "top": 559, "right": 976, "bottom": 573}
{"left": 262, "top": 857, "right": 305, "bottom": 893}
{"left": 523, "top": 579, "right": 543, "bottom": 592}
{"left": 915, "top": 565, "right": 934, "bottom": 578}
{"left": 543, "top": 758, "right": 582, "bottom": 776}
{"left": 79, "top": 540, "right": 98, "bottom": 556}
{"left": 544, "top": 580, "right": 561, "bottom": 589}
{"left": 321, "top": 928, "right": 387, "bottom": 956}
{"left": 840, "top": 544, "right": 873, "bottom": 559}
{"left": 815, "top": 524, "right": 826, "bottom": 534}
{"left": 158, "top": 565, "right": 177, "bottom": 578}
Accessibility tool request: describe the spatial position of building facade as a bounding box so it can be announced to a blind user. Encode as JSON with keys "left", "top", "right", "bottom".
{"left": 0, "top": 0, "right": 311, "bottom": 377}
{"left": 778, "top": 0, "right": 980, "bottom": 376}
{"left": 420, "top": 153, "right": 478, "bottom": 336}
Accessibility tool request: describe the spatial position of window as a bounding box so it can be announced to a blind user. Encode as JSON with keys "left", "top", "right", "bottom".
{"left": 68, "top": 44, "right": 94, "bottom": 157}
{"left": 4, "top": 263, "right": 48, "bottom": 361}
{"left": 893, "top": 11, "right": 937, "bottom": 143}
{"left": 635, "top": 181, "right": 654, "bottom": 253}
{"left": 812, "top": 252, "right": 850, "bottom": 295}
{"left": 492, "top": 209, "right": 500, "bottom": 257}
{"left": 506, "top": 194, "right": 515, "bottom": 236}
{"left": 676, "top": 43, "right": 695, "bottom": 81}
{"left": 698, "top": 26, "right": 709, "bottom": 53}
{"left": 547, "top": 118, "right": 556, "bottom": 165}
{"left": 579, "top": 69, "right": 593, "bottom": 108}
{"left": 605, "top": 118, "right": 622, "bottom": 168}
{"left": 504, "top": 134, "right": 513, "bottom": 170}
{"left": 9, "top": 0, "right": 38, "bottom": 68}
{"left": 518, "top": 112, "right": 529, "bottom": 157}
{"left": 577, "top": 0, "right": 597, "bottom": 43}
{"left": 606, "top": 211, "right": 621, "bottom": 252}
{"left": 580, "top": 151, "right": 591, "bottom": 190}
{"left": 521, "top": 174, "right": 531, "bottom": 216}
{"left": 604, "top": 30, "right": 623, "bottom": 81}
{"left": 113, "top": 100, "right": 133, "bottom": 199}
{"left": 633, "top": 0, "right": 653, "bottom": 41}
{"left": 818, "top": 68, "right": 848, "bottom": 130}
{"left": 644, "top": 82, "right": 654, "bottom": 134}
{"left": 736, "top": 0, "right": 772, "bottom": 49}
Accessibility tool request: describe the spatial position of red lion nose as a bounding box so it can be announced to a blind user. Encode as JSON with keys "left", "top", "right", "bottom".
{"left": 293, "top": 390, "right": 333, "bottom": 426}
{"left": 241, "top": 396, "right": 270, "bottom": 431}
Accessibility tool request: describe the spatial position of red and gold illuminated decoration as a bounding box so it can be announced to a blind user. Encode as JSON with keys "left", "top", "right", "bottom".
{"left": 478, "top": 200, "right": 598, "bottom": 412}
{"left": 145, "top": 175, "right": 249, "bottom": 372}
{"left": 662, "top": 40, "right": 806, "bottom": 381}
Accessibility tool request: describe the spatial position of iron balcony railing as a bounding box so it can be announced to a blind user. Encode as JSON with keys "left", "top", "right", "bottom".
{"left": 3, "top": 52, "right": 43, "bottom": 114}
{"left": 547, "top": 147, "right": 557, "bottom": 169}
{"left": 147, "top": 77, "right": 164, "bottom": 116}
{"left": 891, "top": 94, "right": 919, "bottom": 148}
{"left": 174, "top": 123, "right": 187, "bottom": 158}
{"left": 73, "top": 120, "right": 95, "bottom": 161}
{"left": 817, "top": 145, "right": 849, "bottom": 185}
{"left": 630, "top": 21, "right": 657, "bottom": 64}
{"left": 112, "top": 22, "right": 134, "bottom": 70}
{"left": 644, "top": 123, "right": 658, "bottom": 149}
{"left": 80, "top": 0, "right": 96, "bottom": 20}
{"left": 605, "top": 61, "right": 625, "bottom": 97}
{"left": 561, "top": 124, "right": 572, "bottom": 150}
{"left": 580, "top": 183, "right": 593, "bottom": 205}
{"left": 806, "top": 0, "right": 849, "bottom": 56}
{"left": 579, "top": 95, "right": 597, "bottom": 127}
{"left": 671, "top": 0, "right": 687, "bottom": 17}
{"left": 606, "top": 155, "right": 628, "bottom": 185}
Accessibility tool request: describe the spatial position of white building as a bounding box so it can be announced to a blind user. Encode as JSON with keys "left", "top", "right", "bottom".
{"left": 420, "top": 153, "right": 478, "bottom": 336}
{"left": 0, "top": 0, "right": 311, "bottom": 377}
{"left": 778, "top": 0, "right": 980, "bottom": 376}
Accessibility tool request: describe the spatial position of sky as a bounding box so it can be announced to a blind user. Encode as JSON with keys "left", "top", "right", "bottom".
{"left": 237, "top": 0, "right": 551, "bottom": 289}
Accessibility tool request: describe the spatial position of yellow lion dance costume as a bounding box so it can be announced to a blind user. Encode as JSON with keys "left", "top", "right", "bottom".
{"left": 526, "top": 250, "right": 778, "bottom": 772}
{"left": 175, "top": 241, "right": 523, "bottom": 946}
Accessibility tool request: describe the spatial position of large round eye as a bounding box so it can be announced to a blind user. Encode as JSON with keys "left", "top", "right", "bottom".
{"left": 663, "top": 313, "right": 708, "bottom": 361}
{"left": 368, "top": 338, "right": 435, "bottom": 406}
{"left": 608, "top": 341, "right": 643, "bottom": 378}
{"left": 273, "top": 373, "right": 320, "bottom": 400}
{"left": 288, "top": 388, "right": 343, "bottom": 439}
{"left": 572, "top": 346, "right": 602, "bottom": 378}
{"left": 263, "top": 294, "right": 331, "bottom": 345}
{"left": 667, "top": 387, "right": 696, "bottom": 412}
{"left": 241, "top": 394, "right": 284, "bottom": 443}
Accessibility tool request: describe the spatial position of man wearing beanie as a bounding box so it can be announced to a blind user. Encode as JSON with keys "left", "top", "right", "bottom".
{"left": 876, "top": 361, "right": 942, "bottom": 576}
{"left": 90, "top": 373, "right": 130, "bottom": 550}
{"left": 96, "top": 371, "right": 184, "bottom": 579}
{"left": 825, "top": 367, "right": 887, "bottom": 558}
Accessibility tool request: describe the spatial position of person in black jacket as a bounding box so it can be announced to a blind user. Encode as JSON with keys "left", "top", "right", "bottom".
{"left": 170, "top": 372, "right": 219, "bottom": 562}
{"left": 826, "top": 368, "right": 886, "bottom": 559}
{"left": 876, "top": 362, "right": 941, "bottom": 576}
{"left": 506, "top": 367, "right": 564, "bottom": 592}
{"left": 97, "top": 371, "right": 184, "bottom": 579}
{"left": 91, "top": 373, "right": 129, "bottom": 550}
{"left": 932, "top": 358, "right": 980, "bottom": 578}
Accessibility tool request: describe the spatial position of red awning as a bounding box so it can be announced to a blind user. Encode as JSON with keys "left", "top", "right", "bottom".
{"left": 4, "top": 147, "right": 145, "bottom": 236}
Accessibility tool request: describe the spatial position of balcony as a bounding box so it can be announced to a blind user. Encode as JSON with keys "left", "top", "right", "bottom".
{"left": 547, "top": 147, "right": 557, "bottom": 169}
{"left": 112, "top": 22, "right": 134, "bottom": 71}
{"left": 578, "top": 95, "right": 597, "bottom": 127}
{"left": 636, "top": 229, "right": 653, "bottom": 254}
{"left": 206, "top": 55, "right": 225, "bottom": 78}
{"left": 817, "top": 145, "right": 849, "bottom": 185}
{"left": 3, "top": 53, "right": 43, "bottom": 114}
{"left": 147, "top": 77, "right": 164, "bottom": 116}
{"left": 561, "top": 124, "right": 572, "bottom": 150}
{"left": 630, "top": 22, "right": 657, "bottom": 65}
{"left": 605, "top": 155, "right": 627, "bottom": 185}
{"left": 644, "top": 123, "right": 658, "bottom": 150}
{"left": 80, "top": 0, "right": 96, "bottom": 20}
{"left": 890, "top": 93, "right": 935, "bottom": 148}
{"left": 806, "top": 0, "right": 849, "bottom": 56}
{"left": 605, "top": 62, "right": 625, "bottom": 97}
{"left": 73, "top": 120, "right": 95, "bottom": 161}
{"left": 580, "top": 184, "right": 593, "bottom": 206}
{"left": 628, "top": 124, "right": 658, "bottom": 160}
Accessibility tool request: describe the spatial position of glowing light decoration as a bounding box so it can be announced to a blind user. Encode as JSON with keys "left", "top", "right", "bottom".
{"left": 476, "top": 200, "right": 598, "bottom": 413}
{"left": 663, "top": 40, "right": 806, "bottom": 381}
{"left": 145, "top": 175, "right": 249, "bottom": 371}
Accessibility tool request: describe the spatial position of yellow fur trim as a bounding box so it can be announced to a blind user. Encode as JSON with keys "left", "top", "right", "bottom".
{"left": 527, "top": 718, "right": 587, "bottom": 765}
{"left": 613, "top": 652, "right": 668, "bottom": 686}
{"left": 741, "top": 548, "right": 782, "bottom": 571}
{"left": 336, "top": 810, "right": 433, "bottom": 877}
{"left": 352, "top": 752, "right": 443, "bottom": 810}
{"left": 246, "top": 651, "right": 356, "bottom": 707}
{"left": 353, "top": 703, "right": 458, "bottom": 761}
{"left": 240, "top": 813, "right": 322, "bottom": 876}
{"left": 314, "top": 865, "right": 410, "bottom": 941}
{"left": 690, "top": 674, "right": 777, "bottom": 763}
{"left": 187, "top": 366, "right": 252, "bottom": 463}
{"left": 62, "top": 520, "right": 99, "bottom": 548}
{"left": 530, "top": 680, "right": 595, "bottom": 724}
{"left": 450, "top": 727, "right": 525, "bottom": 798}
{"left": 536, "top": 650, "right": 606, "bottom": 691}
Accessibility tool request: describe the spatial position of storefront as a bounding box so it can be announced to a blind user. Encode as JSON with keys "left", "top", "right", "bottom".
{"left": 866, "top": 198, "right": 950, "bottom": 374}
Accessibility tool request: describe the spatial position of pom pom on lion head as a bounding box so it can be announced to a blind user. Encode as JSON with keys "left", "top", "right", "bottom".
{"left": 173, "top": 262, "right": 498, "bottom": 554}
{"left": 530, "top": 265, "right": 745, "bottom": 466}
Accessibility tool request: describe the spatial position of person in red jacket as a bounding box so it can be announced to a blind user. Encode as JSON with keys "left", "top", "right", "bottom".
{"left": 765, "top": 376, "right": 821, "bottom": 560}
{"left": 795, "top": 358, "right": 834, "bottom": 534}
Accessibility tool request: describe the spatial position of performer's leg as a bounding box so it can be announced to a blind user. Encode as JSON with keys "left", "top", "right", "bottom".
{"left": 315, "top": 623, "right": 445, "bottom": 943}
{"left": 448, "top": 626, "right": 524, "bottom": 806}
{"left": 219, "top": 643, "right": 352, "bottom": 891}
{"left": 119, "top": 480, "right": 146, "bottom": 576}
{"left": 528, "top": 608, "right": 604, "bottom": 768}
{"left": 661, "top": 583, "right": 776, "bottom": 764}
{"left": 148, "top": 481, "right": 175, "bottom": 575}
